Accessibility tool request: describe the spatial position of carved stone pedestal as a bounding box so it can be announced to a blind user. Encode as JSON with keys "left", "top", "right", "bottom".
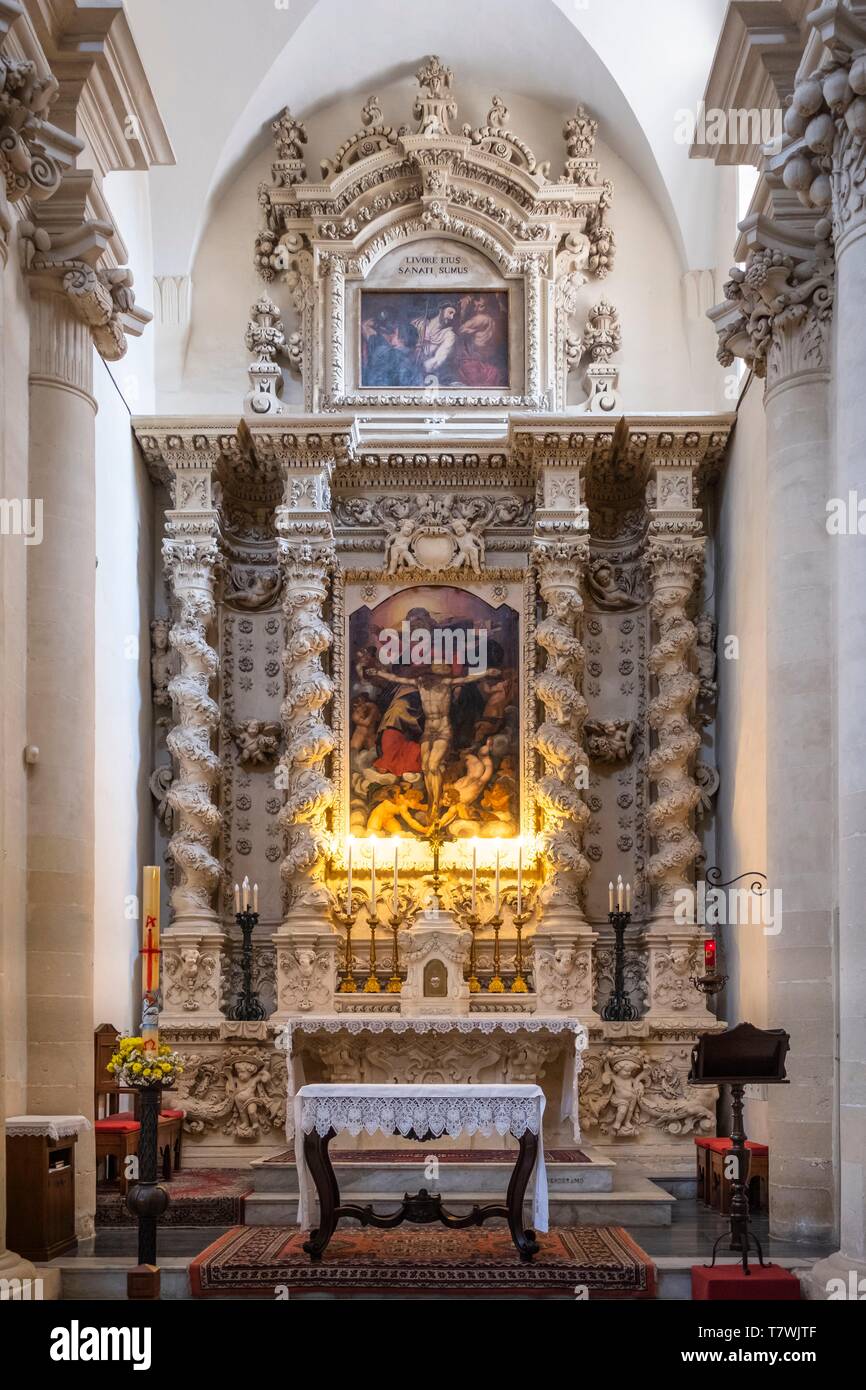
{"left": 160, "top": 931, "right": 227, "bottom": 1027}
{"left": 273, "top": 927, "right": 338, "bottom": 1021}
{"left": 398, "top": 910, "right": 472, "bottom": 1017}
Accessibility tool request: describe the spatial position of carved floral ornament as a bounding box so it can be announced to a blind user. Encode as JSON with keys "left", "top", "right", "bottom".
{"left": 0, "top": 53, "right": 70, "bottom": 240}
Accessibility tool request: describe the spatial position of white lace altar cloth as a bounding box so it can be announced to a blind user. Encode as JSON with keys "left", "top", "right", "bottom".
{"left": 294, "top": 1082, "right": 549, "bottom": 1233}
{"left": 276, "top": 1015, "right": 588, "bottom": 1142}
{"left": 5, "top": 1115, "right": 91, "bottom": 1141}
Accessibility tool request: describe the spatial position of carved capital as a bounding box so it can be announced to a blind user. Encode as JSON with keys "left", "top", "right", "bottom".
{"left": 710, "top": 239, "right": 835, "bottom": 390}
{"left": 21, "top": 221, "right": 152, "bottom": 361}
{"left": 0, "top": 52, "right": 76, "bottom": 246}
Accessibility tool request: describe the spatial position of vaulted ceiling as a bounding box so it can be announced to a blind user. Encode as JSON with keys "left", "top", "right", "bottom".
{"left": 125, "top": 0, "right": 729, "bottom": 276}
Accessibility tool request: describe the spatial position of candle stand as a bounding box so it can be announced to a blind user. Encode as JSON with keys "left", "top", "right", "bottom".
{"left": 124, "top": 1083, "right": 170, "bottom": 1299}
{"left": 227, "top": 908, "right": 266, "bottom": 1021}
{"left": 600, "top": 909, "right": 638, "bottom": 1022}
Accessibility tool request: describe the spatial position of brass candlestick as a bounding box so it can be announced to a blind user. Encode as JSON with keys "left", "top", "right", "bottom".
{"left": 384, "top": 887, "right": 421, "bottom": 993}
{"left": 364, "top": 894, "right": 381, "bottom": 993}
{"left": 328, "top": 890, "right": 366, "bottom": 993}
{"left": 488, "top": 912, "right": 505, "bottom": 992}
{"left": 451, "top": 887, "right": 483, "bottom": 992}
{"left": 502, "top": 886, "right": 538, "bottom": 994}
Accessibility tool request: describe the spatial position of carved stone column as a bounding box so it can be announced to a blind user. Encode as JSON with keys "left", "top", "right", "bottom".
{"left": 270, "top": 433, "right": 340, "bottom": 1020}
{"left": 157, "top": 441, "right": 227, "bottom": 1025}
{"left": 711, "top": 213, "right": 836, "bottom": 1235}
{"left": 530, "top": 442, "right": 597, "bottom": 1019}
{"left": 24, "top": 196, "right": 148, "bottom": 1232}
{"left": 771, "top": 0, "right": 866, "bottom": 1283}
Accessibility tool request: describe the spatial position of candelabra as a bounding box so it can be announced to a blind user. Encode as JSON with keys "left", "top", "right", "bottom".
{"left": 227, "top": 908, "right": 266, "bottom": 1021}
{"left": 329, "top": 890, "right": 367, "bottom": 993}
{"left": 363, "top": 892, "right": 381, "bottom": 993}
{"left": 601, "top": 908, "right": 638, "bottom": 1022}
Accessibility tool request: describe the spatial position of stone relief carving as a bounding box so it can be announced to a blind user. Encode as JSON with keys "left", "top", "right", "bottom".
{"left": 163, "top": 947, "right": 218, "bottom": 1013}
{"left": 276, "top": 946, "right": 333, "bottom": 1013}
{"left": 585, "top": 557, "right": 641, "bottom": 610}
{"left": 179, "top": 1048, "right": 286, "bottom": 1138}
{"left": 149, "top": 764, "right": 174, "bottom": 831}
{"left": 584, "top": 718, "right": 636, "bottom": 763}
{"left": 579, "top": 1045, "right": 714, "bottom": 1138}
{"left": 232, "top": 719, "right": 282, "bottom": 766}
{"left": 533, "top": 946, "right": 592, "bottom": 1012}
{"left": 150, "top": 617, "right": 173, "bottom": 706}
{"left": 0, "top": 55, "right": 68, "bottom": 241}
{"left": 224, "top": 563, "right": 282, "bottom": 611}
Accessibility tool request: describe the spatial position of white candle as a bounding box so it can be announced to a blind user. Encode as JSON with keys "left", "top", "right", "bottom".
{"left": 517, "top": 842, "right": 523, "bottom": 915}
{"left": 617, "top": 875, "right": 623, "bottom": 912}
{"left": 242, "top": 876, "right": 250, "bottom": 911}
{"left": 346, "top": 840, "right": 352, "bottom": 909}
{"left": 392, "top": 840, "right": 399, "bottom": 913}
{"left": 253, "top": 882, "right": 259, "bottom": 913}
{"left": 471, "top": 841, "right": 477, "bottom": 913}
{"left": 609, "top": 881, "right": 614, "bottom": 912}
{"left": 494, "top": 845, "right": 501, "bottom": 914}
{"left": 370, "top": 838, "right": 376, "bottom": 910}
{"left": 234, "top": 882, "right": 240, "bottom": 913}
{"left": 626, "top": 881, "right": 631, "bottom": 912}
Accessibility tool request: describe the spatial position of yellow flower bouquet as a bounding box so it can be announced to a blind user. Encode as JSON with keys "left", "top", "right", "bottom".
{"left": 106, "top": 1035, "right": 184, "bottom": 1089}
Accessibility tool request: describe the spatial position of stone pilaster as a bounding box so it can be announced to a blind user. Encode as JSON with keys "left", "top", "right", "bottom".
{"left": 772, "top": 0, "right": 866, "bottom": 1285}
{"left": 530, "top": 442, "right": 597, "bottom": 1017}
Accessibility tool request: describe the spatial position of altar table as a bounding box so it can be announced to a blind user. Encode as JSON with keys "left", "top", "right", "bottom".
{"left": 294, "top": 1082, "right": 548, "bottom": 1261}
{"left": 276, "top": 1014, "right": 588, "bottom": 1141}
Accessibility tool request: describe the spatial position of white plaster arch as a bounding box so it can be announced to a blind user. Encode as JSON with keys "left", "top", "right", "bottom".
{"left": 127, "top": 0, "right": 728, "bottom": 277}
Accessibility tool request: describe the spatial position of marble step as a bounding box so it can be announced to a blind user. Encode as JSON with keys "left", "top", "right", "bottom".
{"left": 249, "top": 1145, "right": 616, "bottom": 1196}
{"left": 244, "top": 1174, "right": 674, "bottom": 1228}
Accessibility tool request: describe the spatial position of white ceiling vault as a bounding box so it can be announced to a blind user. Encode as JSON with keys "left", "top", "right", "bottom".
{"left": 124, "top": 0, "right": 730, "bottom": 279}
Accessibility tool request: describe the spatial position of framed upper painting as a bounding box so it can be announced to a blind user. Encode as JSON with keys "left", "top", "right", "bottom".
{"left": 360, "top": 289, "right": 510, "bottom": 391}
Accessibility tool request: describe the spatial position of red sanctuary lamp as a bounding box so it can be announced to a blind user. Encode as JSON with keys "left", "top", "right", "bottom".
{"left": 691, "top": 932, "right": 728, "bottom": 997}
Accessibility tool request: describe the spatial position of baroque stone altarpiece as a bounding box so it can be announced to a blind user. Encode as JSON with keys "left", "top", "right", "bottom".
{"left": 135, "top": 59, "right": 732, "bottom": 1169}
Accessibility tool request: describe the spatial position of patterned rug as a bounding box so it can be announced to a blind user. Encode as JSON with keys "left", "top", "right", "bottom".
{"left": 189, "top": 1225, "right": 655, "bottom": 1298}
{"left": 97, "top": 1169, "right": 252, "bottom": 1227}
{"left": 262, "top": 1148, "right": 592, "bottom": 1165}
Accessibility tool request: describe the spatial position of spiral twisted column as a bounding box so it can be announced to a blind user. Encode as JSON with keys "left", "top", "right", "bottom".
{"left": 645, "top": 539, "right": 704, "bottom": 917}
{"left": 263, "top": 427, "right": 344, "bottom": 1020}
{"left": 163, "top": 531, "right": 224, "bottom": 926}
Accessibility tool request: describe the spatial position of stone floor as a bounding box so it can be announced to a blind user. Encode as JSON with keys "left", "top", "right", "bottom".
{"left": 71, "top": 1199, "right": 835, "bottom": 1262}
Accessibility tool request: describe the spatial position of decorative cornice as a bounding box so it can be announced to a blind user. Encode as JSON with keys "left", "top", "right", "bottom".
{"left": 0, "top": 36, "right": 79, "bottom": 247}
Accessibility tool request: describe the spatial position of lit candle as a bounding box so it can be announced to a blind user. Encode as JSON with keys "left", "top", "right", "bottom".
{"left": 517, "top": 841, "right": 523, "bottom": 915}
{"left": 253, "top": 882, "right": 259, "bottom": 914}
{"left": 494, "top": 844, "right": 501, "bottom": 914}
{"left": 617, "top": 875, "right": 624, "bottom": 912}
{"left": 609, "top": 881, "right": 615, "bottom": 912}
{"left": 234, "top": 882, "right": 240, "bottom": 914}
{"left": 370, "top": 838, "right": 376, "bottom": 910}
{"left": 471, "top": 840, "right": 477, "bottom": 912}
{"left": 346, "top": 839, "right": 353, "bottom": 909}
{"left": 141, "top": 865, "right": 161, "bottom": 1058}
{"left": 242, "top": 875, "right": 250, "bottom": 912}
{"left": 625, "top": 881, "right": 631, "bottom": 913}
{"left": 392, "top": 840, "right": 399, "bottom": 913}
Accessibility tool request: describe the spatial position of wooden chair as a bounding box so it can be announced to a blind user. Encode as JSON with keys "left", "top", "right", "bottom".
{"left": 94, "top": 1024, "right": 184, "bottom": 1193}
{"left": 695, "top": 1136, "right": 769, "bottom": 1212}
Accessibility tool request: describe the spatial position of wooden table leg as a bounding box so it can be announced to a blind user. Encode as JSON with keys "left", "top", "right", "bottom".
{"left": 505, "top": 1130, "right": 541, "bottom": 1261}
{"left": 301, "top": 1127, "right": 340, "bottom": 1262}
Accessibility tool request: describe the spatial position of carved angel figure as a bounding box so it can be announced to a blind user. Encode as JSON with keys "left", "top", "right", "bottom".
{"left": 585, "top": 718, "right": 636, "bottom": 763}
{"left": 384, "top": 517, "right": 417, "bottom": 574}
{"left": 450, "top": 516, "right": 485, "bottom": 575}
{"left": 233, "top": 719, "right": 282, "bottom": 766}
{"left": 150, "top": 617, "right": 172, "bottom": 705}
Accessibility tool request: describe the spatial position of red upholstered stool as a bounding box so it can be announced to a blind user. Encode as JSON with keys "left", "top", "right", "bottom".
{"left": 692, "top": 1264, "right": 800, "bottom": 1300}
{"left": 94, "top": 1114, "right": 140, "bottom": 1192}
